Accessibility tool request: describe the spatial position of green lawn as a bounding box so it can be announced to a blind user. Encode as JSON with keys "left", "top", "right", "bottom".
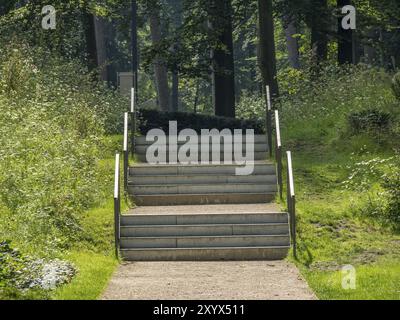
{"left": 286, "top": 143, "right": 400, "bottom": 300}
{"left": 54, "top": 250, "right": 118, "bottom": 300}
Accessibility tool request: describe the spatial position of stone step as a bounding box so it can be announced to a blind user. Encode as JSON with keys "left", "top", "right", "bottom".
{"left": 129, "top": 183, "right": 277, "bottom": 196}
{"left": 120, "top": 223, "right": 289, "bottom": 237}
{"left": 120, "top": 235, "right": 290, "bottom": 249}
{"left": 120, "top": 246, "right": 290, "bottom": 261}
{"left": 132, "top": 193, "right": 277, "bottom": 206}
{"left": 130, "top": 162, "right": 275, "bottom": 176}
{"left": 135, "top": 152, "right": 268, "bottom": 163}
{"left": 136, "top": 135, "right": 268, "bottom": 145}
{"left": 129, "top": 174, "right": 277, "bottom": 185}
{"left": 121, "top": 212, "right": 288, "bottom": 226}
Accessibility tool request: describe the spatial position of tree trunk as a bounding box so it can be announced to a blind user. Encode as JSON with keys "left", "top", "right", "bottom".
{"left": 364, "top": 29, "right": 378, "bottom": 65}
{"left": 83, "top": 11, "right": 97, "bottom": 71}
{"left": 131, "top": 0, "right": 139, "bottom": 97}
{"left": 337, "top": 0, "right": 353, "bottom": 64}
{"left": 149, "top": 6, "right": 170, "bottom": 112}
{"left": 310, "top": 0, "right": 328, "bottom": 64}
{"left": 283, "top": 16, "right": 300, "bottom": 69}
{"left": 170, "top": 0, "right": 182, "bottom": 112}
{"left": 171, "top": 70, "right": 179, "bottom": 112}
{"left": 257, "top": 0, "right": 279, "bottom": 100}
{"left": 94, "top": 16, "right": 108, "bottom": 81}
{"left": 209, "top": 0, "right": 236, "bottom": 118}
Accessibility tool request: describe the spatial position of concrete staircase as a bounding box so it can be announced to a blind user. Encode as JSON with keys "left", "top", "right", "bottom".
{"left": 120, "top": 205, "right": 290, "bottom": 261}
{"left": 122, "top": 134, "right": 290, "bottom": 261}
{"left": 129, "top": 161, "right": 277, "bottom": 206}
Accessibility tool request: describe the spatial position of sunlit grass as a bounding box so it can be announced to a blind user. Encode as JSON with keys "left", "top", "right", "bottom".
{"left": 283, "top": 116, "right": 400, "bottom": 300}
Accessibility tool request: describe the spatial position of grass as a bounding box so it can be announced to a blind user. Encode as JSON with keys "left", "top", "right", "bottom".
{"left": 53, "top": 250, "right": 118, "bottom": 300}
{"left": 304, "top": 258, "right": 400, "bottom": 300}
{"left": 53, "top": 138, "right": 130, "bottom": 300}
{"left": 285, "top": 139, "right": 400, "bottom": 300}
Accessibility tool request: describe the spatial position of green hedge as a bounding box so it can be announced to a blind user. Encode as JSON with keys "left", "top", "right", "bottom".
{"left": 137, "top": 109, "right": 265, "bottom": 135}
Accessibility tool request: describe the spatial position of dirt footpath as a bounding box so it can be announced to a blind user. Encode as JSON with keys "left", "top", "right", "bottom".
{"left": 102, "top": 261, "right": 316, "bottom": 300}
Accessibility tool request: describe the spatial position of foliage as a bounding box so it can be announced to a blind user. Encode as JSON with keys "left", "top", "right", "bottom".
{"left": 236, "top": 90, "right": 266, "bottom": 122}
{"left": 0, "top": 40, "right": 125, "bottom": 297}
{"left": 348, "top": 109, "right": 392, "bottom": 135}
{"left": 0, "top": 240, "right": 78, "bottom": 299}
{"left": 392, "top": 72, "right": 400, "bottom": 101}
{"left": 382, "top": 154, "right": 400, "bottom": 226}
{"left": 342, "top": 155, "right": 393, "bottom": 192}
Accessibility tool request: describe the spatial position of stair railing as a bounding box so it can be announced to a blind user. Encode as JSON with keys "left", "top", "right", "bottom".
{"left": 265, "top": 86, "right": 297, "bottom": 257}
{"left": 286, "top": 151, "right": 297, "bottom": 258}
{"left": 274, "top": 110, "right": 283, "bottom": 200}
{"left": 130, "top": 87, "right": 137, "bottom": 159}
{"left": 114, "top": 153, "right": 121, "bottom": 258}
{"left": 123, "top": 112, "right": 129, "bottom": 192}
{"left": 266, "top": 85, "right": 273, "bottom": 158}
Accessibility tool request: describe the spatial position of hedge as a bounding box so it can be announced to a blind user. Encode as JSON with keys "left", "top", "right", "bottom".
{"left": 137, "top": 109, "right": 266, "bottom": 135}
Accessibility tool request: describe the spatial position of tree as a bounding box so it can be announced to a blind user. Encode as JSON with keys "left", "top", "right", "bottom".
{"left": 169, "top": 0, "right": 183, "bottom": 112}
{"left": 337, "top": 0, "right": 353, "bottom": 64}
{"left": 131, "top": 0, "right": 139, "bottom": 99}
{"left": 83, "top": 9, "right": 98, "bottom": 71}
{"left": 283, "top": 15, "right": 300, "bottom": 69}
{"left": 93, "top": 16, "right": 108, "bottom": 81}
{"left": 148, "top": 1, "right": 170, "bottom": 112}
{"left": 209, "top": 0, "right": 236, "bottom": 118}
{"left": 257, "top": 0, "right": 279, "bottom": 99}
{"left": 309, "top": 0, "right": 329, "bottom": 64}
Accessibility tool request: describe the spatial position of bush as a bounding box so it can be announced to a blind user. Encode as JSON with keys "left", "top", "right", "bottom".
{"left": 392, "top": 72, "right": 400, "bottom": 101}
{"left": 277, "top": 63, "right": 396, "bottom": 144}
{"left": 138, "top": 109, "right": 266, "bottom": 135}
{"left": 0, "top": 42, "right": 124, "bottom": 256}
{"left": 236, "top": 91, "right": 266, "bottom": 122}
{"left": 382, "top": 156, "right": 400, "bottom": 226}
{"left": 0, "top": 241, "right": 75, "bottom": 299}
{"left": 348, "top": 109, "right": 392, "bottom": 135}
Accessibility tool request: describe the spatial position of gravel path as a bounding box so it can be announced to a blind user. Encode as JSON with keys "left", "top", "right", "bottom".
{"left": 102, "top": 261, "right": 316, "bottom": 300}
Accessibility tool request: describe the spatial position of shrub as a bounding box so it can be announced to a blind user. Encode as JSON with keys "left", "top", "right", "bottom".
{"left": 0, "top": 42, "right": 124, "bottom": 255}
{"left": 138, "top": 109, "right": 266, "bottom": 135}
{"left": 382, "top": 155, "right": 400, "bottom": 226}
{"left": 348, "top": 109, "right": 392, "bottom": 135}
{"left": 0, "top": 241, "right": 75, "bottom": 299}
{"left": 236, "top": 91, "right": 266, "bottom": 122}
{"left": 392, "top": 72, "right": 400, "bottom": 101}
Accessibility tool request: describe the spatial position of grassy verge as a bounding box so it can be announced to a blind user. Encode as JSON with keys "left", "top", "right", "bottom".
{"left": 54, "top": 250, "right": 118, "bottom": 300}
{"left": 286, "top": 143, "right": 400, "bottom": 300}
{"left": 54, "top": 136, "right": 130, "bottom": 300}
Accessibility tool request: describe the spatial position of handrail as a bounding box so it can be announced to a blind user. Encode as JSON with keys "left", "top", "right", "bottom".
{"left": 286, "top": 151, "right": 297, "bottom": 258}
{"left": 114, "top": 153, "right": 121, "bottom": 258}
{"left": 130, "top": 87, "right": 137, "bottom": 158}
{"left": 123, "top": 112, "right": 129, "bottom": 192}
{"left": 266, "top": 85, "right": 273, "bottom": 157}
{"left": 275, "top": 110, "right": 283, "bottom": 200}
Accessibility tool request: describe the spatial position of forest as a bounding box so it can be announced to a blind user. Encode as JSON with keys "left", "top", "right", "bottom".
{"left": 0, "top": 0, "right": 399, "bottom": 300}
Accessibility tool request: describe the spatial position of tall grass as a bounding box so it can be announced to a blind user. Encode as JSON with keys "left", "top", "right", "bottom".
{"left": 0, "top": 41, "right": 126, "bottom": 298}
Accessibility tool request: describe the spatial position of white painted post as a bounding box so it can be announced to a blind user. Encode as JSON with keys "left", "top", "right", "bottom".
{"left": 114, "top": 153, "right": 120, "bottom": 200}
{"left": 114, "top": 152, "right": 120, "bottom": 258}
{"left": 131, "top": 87, "right": 135, "bottom": 113}
{"left": 123, "top": 112, "right": 129, "bottom": 152}
{"left": 266, "top": 85, "right": 272, "bottom": 111}
{"left": 123, "top": 113, "right": 129, "bottom": 191}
